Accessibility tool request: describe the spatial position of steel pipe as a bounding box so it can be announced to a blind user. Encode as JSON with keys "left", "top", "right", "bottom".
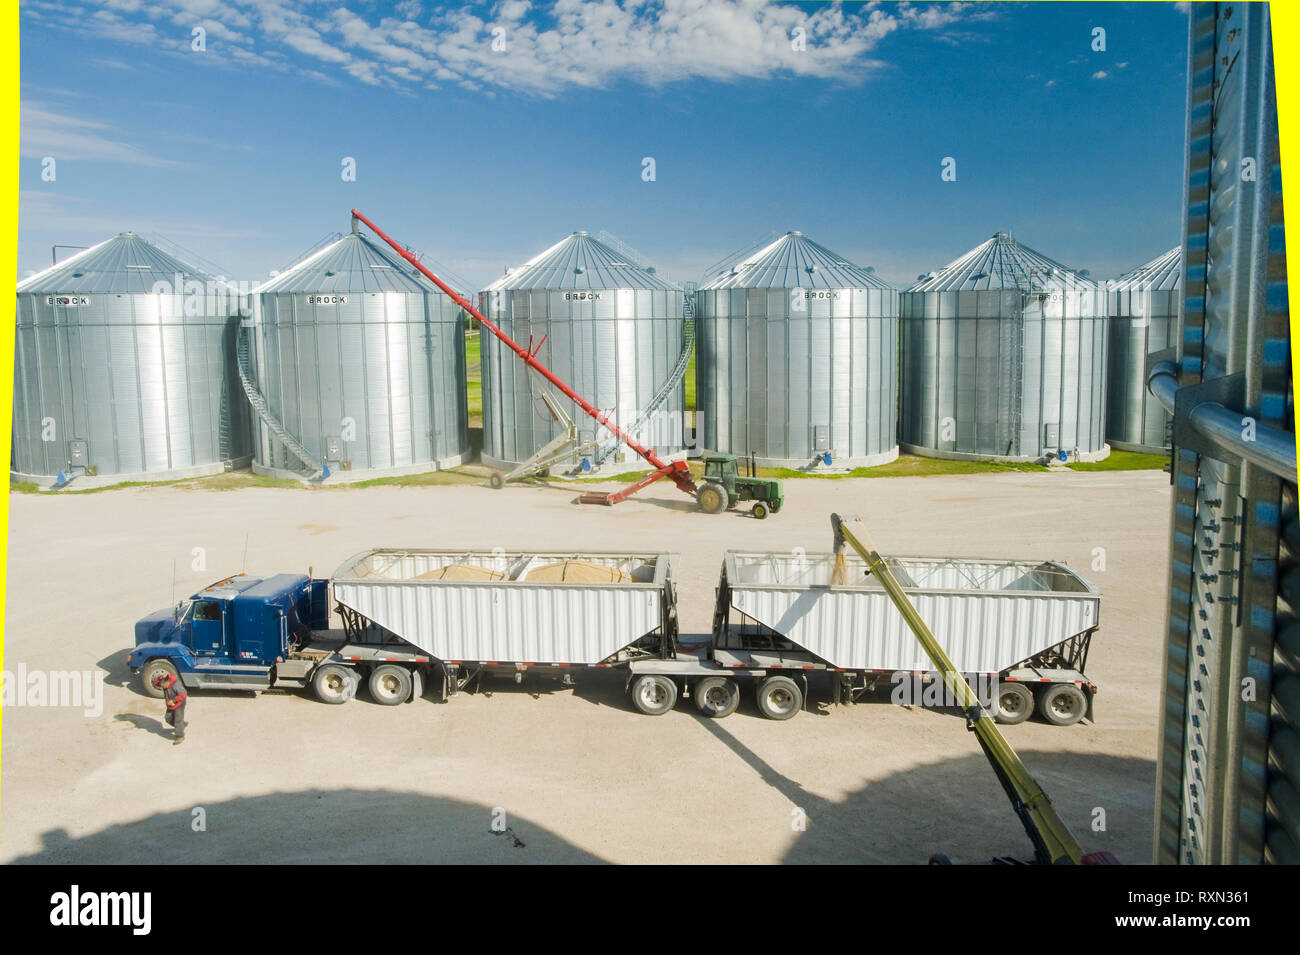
{"left": 1147, "top": 359, "right": 1297, "bottom": 481}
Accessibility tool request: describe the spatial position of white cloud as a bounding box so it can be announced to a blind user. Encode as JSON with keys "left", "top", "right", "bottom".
{"left": 20, "top": 105, "right": 184, "bottom": 166}
{"left": 1091, "top": 70, "right": 1108, "bottom": 80}
{"left": 25, "top": 0, "right": 993, "bottom": 96}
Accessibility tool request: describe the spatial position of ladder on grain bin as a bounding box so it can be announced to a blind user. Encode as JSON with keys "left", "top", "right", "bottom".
{"left": 350, "top": 209, "right": 697, "bottom": 506}
{"left": 829, "top": 513, "right": 1118, "bottom": 866}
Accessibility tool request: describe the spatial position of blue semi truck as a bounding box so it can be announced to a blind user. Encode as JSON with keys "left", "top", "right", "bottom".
{"left": 127, "top": 572, "right": 442, "bottom": 705}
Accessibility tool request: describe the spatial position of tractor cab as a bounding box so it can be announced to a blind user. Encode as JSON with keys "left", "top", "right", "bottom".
{"left": 703, "top": 454, "right": 740, "bottom": 491}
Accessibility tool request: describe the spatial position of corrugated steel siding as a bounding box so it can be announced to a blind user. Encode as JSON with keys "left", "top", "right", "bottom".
{"left": 12, "top": 234, "right": 251, "bottom": 478}
{"left": 331, "top": 549, "right": 669, "bottom": 665}
{"left": 249, "top": 233, "right": 469, "bottom": 472}
{"left": 479, "top": 233, "right": 685, "bottom": 466}
{"left": 1155, "top": 2, "right": 1296, "bottom": 865}
{"left": 725, "top": 552, "right": 1099, "bottom": 673}
{"left": 696, "top": 232, "right": 898, "bottom": 464}
{"left": 1106, "top": 248, "right": 1181, "bottom": 451}
{"left": 899, "top": 282, "right": 1109, "bottom": 458}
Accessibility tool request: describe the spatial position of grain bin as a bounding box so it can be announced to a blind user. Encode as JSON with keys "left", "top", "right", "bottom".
{"left": 695, "top": 231, "right": 898, "bottom": 467}
{"left": 899, "top": 232, "right": 1109, "bottom": 461}
{"left": 478, "top": 231, "right": 686, "bottom": 472}
{"left": 12, "top": 232, "right": 251, "bottom": 483}
{"left": 1105, "top": 247, "right": 1180, "bottom": 452}
{"left": 246, "top": 223, "right": 470, "bottom": 478}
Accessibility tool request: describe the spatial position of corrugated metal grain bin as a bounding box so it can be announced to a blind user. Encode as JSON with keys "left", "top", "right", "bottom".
{"left": 1154, "top": 3, "right": 1297, "bottom": 866}
{"left": 12, "top": 232, "right": 251, "bottom": 482}
{"left": 247, "top": 223, "right": 470, "bottom": 477}
{"left": 720, "top": 551, "right": 1099, "bottom": 674}
{"left": 899, "top": 233, "right": 1109, "bottom": 461}
{"left": 331, "top": 549, "right": 674, "bottom": 665}
{"left": 1106, "top": 247, "right": 1181, "bottom": 453}
{"left": 478, "top": 232, "right": 686, "bottom": 472}
{"left": 696, "top": 231, "right": 898, "bottom": 467}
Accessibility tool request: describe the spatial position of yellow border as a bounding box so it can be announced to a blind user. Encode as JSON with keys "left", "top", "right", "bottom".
{"left": 0, "top": 2, "right": 17, "bottom": 814}
{"left": 1275, "top": 3, "right": 1300, "bottom": 477}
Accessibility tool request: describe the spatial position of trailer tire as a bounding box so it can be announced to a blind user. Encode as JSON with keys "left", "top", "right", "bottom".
{"left": 752, "top": 502, "right": 769, "bottom": 520}
{"left": 694, "top": 676, "right": 741, "bottom": 718}
{"left": 313, "top": 665, "right": 359, "bottom": 705}
{"left": 756, "top": 675, "right": 802, "bottom": 720}
{"left": 141, "top": 659, "right": 179, "bottom": 699}
{"left": 697, "top": 483, "right": 727, "bottom": 514}
{"left": 1038, "top": 683, "right": 1087, "bottom": 727}
{"left": 993, "top": 681, "right": 1034, "bottom": 725}
{"left": 631, "top": 675, "right": 678, "bottom": 716}
{"left": 368, "top": 665, "right": 412, "bottom": 706}
{"left": 489, "top": 471, "right": 505, "bottom": 489}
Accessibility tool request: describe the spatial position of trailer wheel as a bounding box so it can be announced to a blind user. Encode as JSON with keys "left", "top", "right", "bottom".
{"left": 697, "top": 483, "right": 727, "bottom": 514}
{"left": 752, "top": 502, "right": 769, "bottom": 520}
{"left": 694, "top": 676, "right": 741, "bottom": 718}
{"left": 313, "top": 665, "right": 359, "bottom": 705}
{"left": 1038, "top": 683, "right": 1087, "bottom": 726}
{"left": 993, "top": 682, "right": 1034, "bottom": 725}
{"left": 488, "top": 471, "right": 505, "bottom": 489}
{"left": 756, "top": 675, "right": 802, "bottom": 720}
{"left": 631, "top": 675, "right": 678, "bottom": 716}
{"left": 140, "top": 659, "right": 179, "bottom": 699}
{"left": 368, "top": 665, "right": 412, "bottom": 706}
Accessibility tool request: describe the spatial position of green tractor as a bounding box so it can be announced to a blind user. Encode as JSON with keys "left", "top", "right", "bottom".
{"left": 696, "top": 453, "right": 784, "bottom": 519}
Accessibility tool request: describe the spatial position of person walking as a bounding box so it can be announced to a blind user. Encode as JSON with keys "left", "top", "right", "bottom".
{"left": 152, "top": 672, "right": 188, "bottom": 745}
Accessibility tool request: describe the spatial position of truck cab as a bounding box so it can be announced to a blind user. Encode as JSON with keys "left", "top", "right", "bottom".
{"left": 128, "top": 574, "right": 329, "bottom": 695}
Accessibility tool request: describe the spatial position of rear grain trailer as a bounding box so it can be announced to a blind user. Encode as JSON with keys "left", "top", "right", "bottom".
{"left": 642, "top": 550, "right": 1103, "bottom": 724}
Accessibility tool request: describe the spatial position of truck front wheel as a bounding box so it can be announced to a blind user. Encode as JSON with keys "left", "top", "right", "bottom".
{"left": 313, "top": 665, "right": 359, "bottom": 705}
{"left": 140, "top": 659, "right": 179, "bottom": 699}
{"left": 368, "top": 665, "right": 412, "bottom": 705}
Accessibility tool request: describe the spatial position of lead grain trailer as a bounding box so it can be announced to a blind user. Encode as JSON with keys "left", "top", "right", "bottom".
{"left": 633, "top": 550, "right": 1102, "bottom": 724}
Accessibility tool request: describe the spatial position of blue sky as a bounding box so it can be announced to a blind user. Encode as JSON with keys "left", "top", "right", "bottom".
{"left": 19, "top": 1, "right": 1191, "bottom": 291}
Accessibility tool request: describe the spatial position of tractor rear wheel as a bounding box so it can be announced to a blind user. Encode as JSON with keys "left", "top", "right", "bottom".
{"left": 697, "top": 482, "right": 727, "bottom": 514}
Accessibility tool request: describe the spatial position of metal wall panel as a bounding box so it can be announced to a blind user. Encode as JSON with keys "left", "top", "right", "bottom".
{"left": 900, "top": 284, "right": 1108, "bottom": 459}
{"left": 13, "top": 283, "right": 251, "bottom": 479}
{"left": 479, "top": 233, "right": 685, "bottom": 468}
{"left": 253, "top": 290, "right": 466, "bottom": 472}
{"left": 696, "top": 232, "right": 898, "bottom": 466}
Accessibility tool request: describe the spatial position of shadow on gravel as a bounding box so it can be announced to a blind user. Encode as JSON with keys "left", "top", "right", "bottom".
{"left": 9, "top": 789, "right": 608, "bottom": 864}
{"left": 698, "top": 714, "right": 1153, "bottom": 864}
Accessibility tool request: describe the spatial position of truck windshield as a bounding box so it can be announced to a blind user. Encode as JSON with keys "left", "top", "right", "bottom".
{"left": 175, "top": 601, "right": 194, "bottom": 624}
